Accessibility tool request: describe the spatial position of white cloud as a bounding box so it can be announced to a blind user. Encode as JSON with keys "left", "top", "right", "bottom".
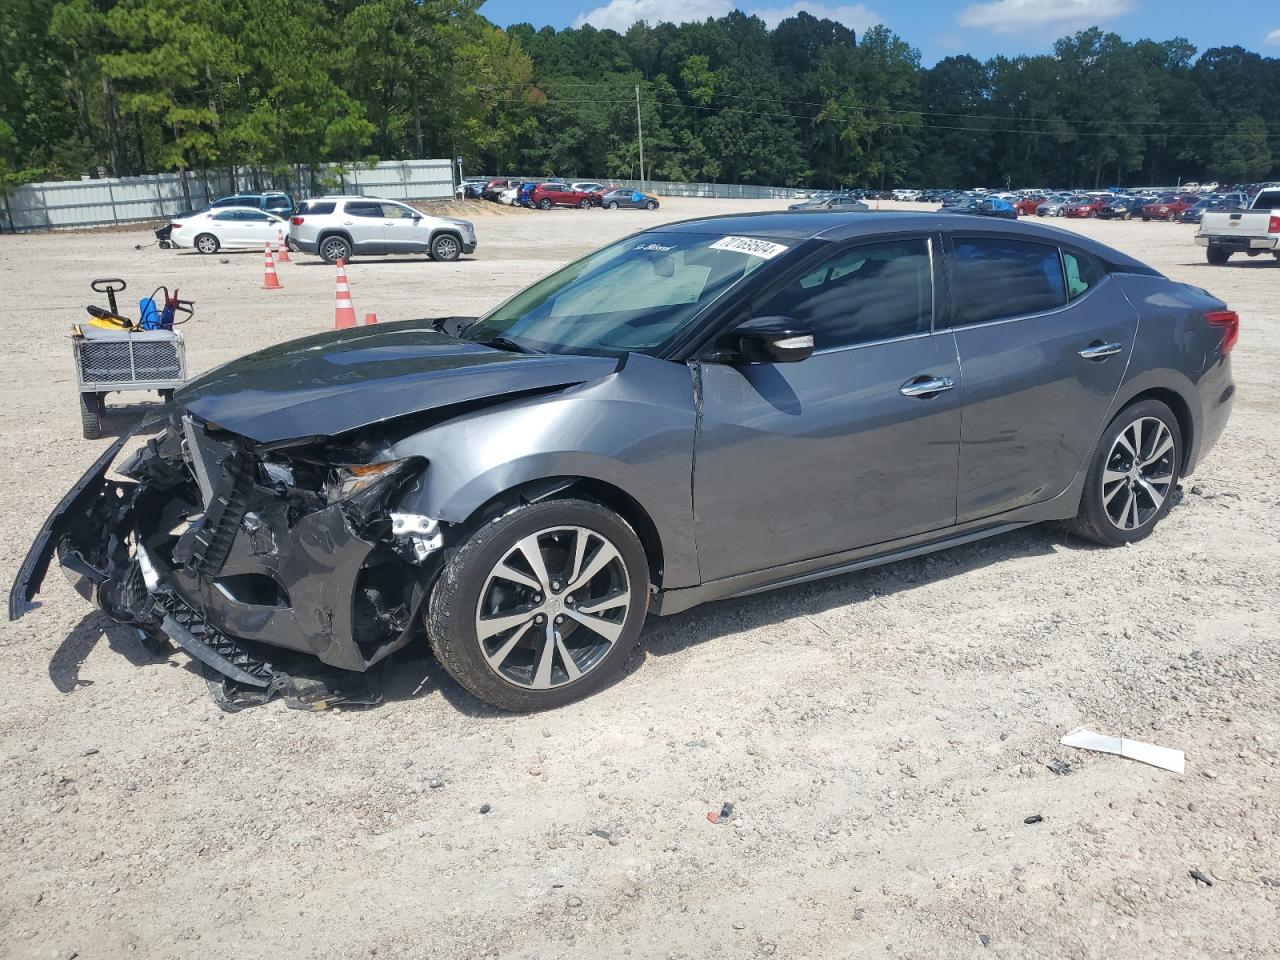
{"left": 573, "top": 0, "right": 882, "bottom": 33}
{"left": 956, "top": 0, "right": 1132, "bottom": 35}
{"left": 1267, "top": 27, "right": 1280, "bottom": 46}
{"left": 750, "top": 3, "right": 881, "bottom": 30}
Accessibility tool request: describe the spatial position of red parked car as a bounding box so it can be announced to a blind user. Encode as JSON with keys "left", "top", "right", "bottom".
{"left": 529, "top": 182, "right": 600, "bottom": 210}
{"left": 1065, "top": 196, "right": 1109, "bottom": 218}
{"left": 1014, "top": 196, "right": 1045, "bottom": 215}
{"left": 1141, "top": 194, "right": 1198, "bottom": 221}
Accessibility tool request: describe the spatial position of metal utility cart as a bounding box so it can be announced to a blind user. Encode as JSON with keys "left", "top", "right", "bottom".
{"left": 73, "top": 278, "right": 191, "bottom": 439}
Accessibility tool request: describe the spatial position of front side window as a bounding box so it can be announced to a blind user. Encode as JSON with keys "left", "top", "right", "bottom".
{"left": 462, "top": 231, "right": 787, "bottom": 357}
{"left": 952, "top": 238, "right": 1066, "bottom": 324}
{"left": 752, "top": 238, "right": 933, "bottom": 350}
{"left": 380, "top": 203, "right": 417, "bottom": 220}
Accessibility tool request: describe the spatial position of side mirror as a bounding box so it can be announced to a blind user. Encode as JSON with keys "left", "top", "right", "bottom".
{"left": 722, "top": 316, "right": 815, "bottom": 364}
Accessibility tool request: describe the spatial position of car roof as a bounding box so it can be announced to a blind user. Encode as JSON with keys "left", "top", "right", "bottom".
{"left": 204, "top": 205, "right": 281, "bottom": 215}
{"left": 649, "top": 210, "right": 1153, "bottom": 267}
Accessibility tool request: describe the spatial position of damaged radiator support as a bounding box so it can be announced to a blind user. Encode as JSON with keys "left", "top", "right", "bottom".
{"left": 173, "top": 448, "right": 255, "bottom": 574}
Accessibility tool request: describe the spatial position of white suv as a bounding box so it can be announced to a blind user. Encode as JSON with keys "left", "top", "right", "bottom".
{"left": 287, "top": 196, "right": 477, "bottom": 263}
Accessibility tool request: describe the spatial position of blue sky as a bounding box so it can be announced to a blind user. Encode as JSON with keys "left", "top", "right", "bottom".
{"left": 478, "top": 0, "right": 1280, "bottom": 66}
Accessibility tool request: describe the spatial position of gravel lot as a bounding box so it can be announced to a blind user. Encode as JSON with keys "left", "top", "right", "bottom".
{"left": 1, "top": 199, "right": 1276, "bottom": 959}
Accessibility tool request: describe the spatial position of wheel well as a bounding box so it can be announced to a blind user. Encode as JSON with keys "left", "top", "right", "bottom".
{"left": 317, "top": 229, "right": 352, "bottom": 248}
{"left": 430, "top": 229, "right": 463, "bottom": 245}
{"left": 462, "top": 477, "right": 666, "bottom": 587}
{"left": 1119, "top": 387, "right": 1193, "bottom": 470}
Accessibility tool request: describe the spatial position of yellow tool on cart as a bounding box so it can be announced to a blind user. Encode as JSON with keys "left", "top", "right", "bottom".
{"left": 73, "top": 278, "right": 193, "bottom": 439}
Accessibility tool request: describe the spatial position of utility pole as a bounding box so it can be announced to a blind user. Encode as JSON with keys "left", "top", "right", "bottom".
{"left": 635, "top": 84, "right": 645, "bottom": 189}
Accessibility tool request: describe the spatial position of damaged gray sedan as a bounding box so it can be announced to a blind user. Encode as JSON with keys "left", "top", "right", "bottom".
{"left": 11, "top": 212, "right": 1236, "bottom": 711}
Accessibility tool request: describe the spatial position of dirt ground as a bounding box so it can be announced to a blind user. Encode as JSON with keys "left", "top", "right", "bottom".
{"left": 0, "top": 198, "right": 1277, "bottom": 960}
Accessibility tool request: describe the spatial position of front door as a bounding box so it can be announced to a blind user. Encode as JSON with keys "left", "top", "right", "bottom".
{"left": 692, "top": 236, "right": 962, "bottom": 583}
{"left": 946, "top": 237, "right": 1138, "bottom": 521}
{"left": 380, "top": 201, "right": 428, "bottom": 253}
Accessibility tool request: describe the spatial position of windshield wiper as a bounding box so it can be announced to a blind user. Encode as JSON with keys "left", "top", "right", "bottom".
{"left": 478, "top": 335, "right": 539, "bottom": 355}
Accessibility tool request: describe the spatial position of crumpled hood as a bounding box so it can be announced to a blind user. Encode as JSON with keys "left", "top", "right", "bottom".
{"left": 176, "top": 318, "right": 618, "bottom": 443}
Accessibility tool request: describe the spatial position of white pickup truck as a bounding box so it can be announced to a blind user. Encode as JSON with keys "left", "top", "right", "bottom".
{"left": 1195, "top": 187, "right": 1280, "bottom": 265}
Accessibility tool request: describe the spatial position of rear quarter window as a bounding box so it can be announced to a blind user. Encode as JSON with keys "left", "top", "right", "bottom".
{"left": 952, "top": 237, "right": 1066, "bottom": 324}
{"left": 1252, "top": 190, "right": 1280, "bottom": 210}
{"left": 1062, "top": 248, "right": 1104, "bottom": 300}
{"left": 296, "top": 200, "right": 336, "bottom": 215}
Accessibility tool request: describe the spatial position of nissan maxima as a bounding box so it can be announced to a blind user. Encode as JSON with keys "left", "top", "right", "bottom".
{"left": 11, "top": 213, "right": 1237, "bottom": 712}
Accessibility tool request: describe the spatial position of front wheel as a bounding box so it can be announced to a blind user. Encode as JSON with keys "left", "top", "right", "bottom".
{"left": 644, "top": 200, "right": 657, "bottom": 210}
{"left": 578, "top": 198, "right": 591, "bottom": 209}
{"left": 430, "top": 233, "right": 461, "bottom": 262}
{"left": 194, "top": 233, "right": 219, "bottom": 255}
{"left": 1206, "top": 245, "right": 1231, "bottom": 266}
{"left": 1072, "top": 400, "right": 1182, "bottom": 547}
{"left": 426, "top": 499, "right": 649, "bottom": 711}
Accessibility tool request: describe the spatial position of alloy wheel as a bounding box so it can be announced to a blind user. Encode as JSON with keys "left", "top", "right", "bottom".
{"left": 196, "top": 235, "right": 218, "bottom": 254}
{"left": 474, "top": 525, "right": 632, "bottom": 690}
{"left": 1102, "top": 416, "right": 1176, "bottom": 531}
{"left": 321, "top": 237, "right": 350, "bottom": 262}
{"left": 433, "top": 235, "right": 459, "bottom": 260}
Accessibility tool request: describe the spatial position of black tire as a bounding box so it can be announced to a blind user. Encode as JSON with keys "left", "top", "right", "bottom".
{"left": 79, "top": 392, "right": 104, "bottom": 440}
{"left": 644, "top": 200, "right": 657, "bottom": 210}
{"left": 194, "top": 233, "right": 219, "bottom": 255}
{"left": 578, "top": 198, "right": 591, "bottom": 209}
{"left": 1141, "top": 215, "right": 1150, "bottom": 222}
{"left": 319, "top": 234, "right": 352, "bottom": 264}
{"left": 606, "top": 201, "right": 619, "bottom": 210}
{"left": 429, "top": 233, "right": 461, "bottom": 262}
{"left": 1072, "top": 399, "right": 1183, "bottom": 547}
{"left": 538, "top": 198, "right": 553, "bottom": 210}
{"left": 426, "top": 498, "right": 650, "bottom": 712}
{"left": 1206, "top": 245, "right": 1231, "bottom": 266}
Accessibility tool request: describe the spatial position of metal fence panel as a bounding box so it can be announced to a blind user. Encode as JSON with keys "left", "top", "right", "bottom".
{"left": 2, "top": 159, "right": 456, "bottom": 232}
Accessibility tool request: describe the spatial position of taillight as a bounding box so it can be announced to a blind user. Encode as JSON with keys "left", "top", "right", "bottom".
{"left": 291, "top": 216, "right": 304, "bottom": 226}
{"left": 170, "top": 222, "right": 182, "bottom": 228}
{"left": 1268, "top": 215, "right": 1280, "bottom": 234}
{"left": 1205, "top": 310, "right": 1239, "bottom": 355}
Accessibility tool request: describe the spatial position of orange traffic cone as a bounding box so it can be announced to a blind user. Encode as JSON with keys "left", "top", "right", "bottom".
{"left": 334, "top": 259, "right": 356, "bottom": 329}
{"left": 262, "top": 243, "right": 282, "bottom": 289}
{"left": 276, "top": 230, "right": 290, "bottom": 263}
{"left": 364, "top": 312, "right": 378, "bottom": 326}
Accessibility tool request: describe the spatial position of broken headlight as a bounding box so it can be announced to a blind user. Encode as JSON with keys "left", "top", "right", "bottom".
{"left": 327, "top": 459, "right": 413, "bottom": 504}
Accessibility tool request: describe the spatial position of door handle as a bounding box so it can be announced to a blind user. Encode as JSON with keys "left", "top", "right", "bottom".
{"left": 900, "top": 376, "right": 955, "bottom": 398}
{"left": 1078, "top": 341, "right": 1123, "bottom": 361}
{"left": 342, "top": 220, "right": 354, "bottom": 225}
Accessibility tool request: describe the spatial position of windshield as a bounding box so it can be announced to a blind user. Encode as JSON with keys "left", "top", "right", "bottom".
{"left": 460, "top": 231, "right": 787, "bottom": 357}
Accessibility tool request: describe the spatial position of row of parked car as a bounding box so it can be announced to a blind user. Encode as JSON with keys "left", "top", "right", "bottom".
{"left": 157, "top": 191, "right": 478, "bottom": 264}
{"left": 459, "top": 177, "right": 661, "bottom": 210}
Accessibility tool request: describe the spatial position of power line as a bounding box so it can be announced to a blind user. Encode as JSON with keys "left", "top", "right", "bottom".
{"left": 478, "top": 94, "right": 1254, "bottom": 140}
{"left": 475, "top": 79, "right": 1244, "bottom": 129}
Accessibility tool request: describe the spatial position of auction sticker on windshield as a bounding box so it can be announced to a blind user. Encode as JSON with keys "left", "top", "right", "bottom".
{"left": 709, "top": 236, "right": 789, "bottom": 259}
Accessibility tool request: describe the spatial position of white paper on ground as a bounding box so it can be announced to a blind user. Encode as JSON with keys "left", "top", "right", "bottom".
{"left": 1060, "top": 727, "right": 1185, "bottom": 774}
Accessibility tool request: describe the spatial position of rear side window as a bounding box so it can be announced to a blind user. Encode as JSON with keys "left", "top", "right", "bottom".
{"left": 346, "top": 201, "right": 383, "bottom": 218}
{"left": 296, "top": 200, "right": 335, "bottom": 215}
{"left": 756, "top": 238, "right": 932, "bottom": 350}
{"left": 1062, "top": 249, "right": 1103, "bottom": 300}
{"left": 952, "top": 238, "right": 1066, "bottom": 324}
{"left": 1253, "top": 190, "right": 1280, "bottom": 210}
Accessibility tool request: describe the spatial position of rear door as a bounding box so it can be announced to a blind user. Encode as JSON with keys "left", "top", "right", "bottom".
{"left": 342, "top": 200, "right": 386, "bottom": 254}
{"left": 693, "top": 235, "right": 962, "bottom": 581}
{"left": 946, "top": 235, "right": 1138, "bottom": 522}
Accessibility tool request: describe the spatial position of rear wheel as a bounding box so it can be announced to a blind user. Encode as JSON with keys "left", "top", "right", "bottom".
{"left": 194, "top": 233, "right": 219, "bottom": 255}
{"left": 1072, "top": 400, "right": 1182, "bottom": 547}
{"left": 426, "top": 498, "right": 649, "bottom": 711}
{"left": 79, "top": 392, "right": 105, "bottom": 440}
{"left": 538, "top": 198, "right": 553, "bottom": 210}
{"left": 1206, "top": 245, "right": 1231, "bottom": 266}
{"left": 429, "top": 233, "right": 461, "bottom": 262}
{"left": 606, "top": 200, "right": 619, "bottom": 210}
{"left": 319, "top": 235, "right": 352, "bottom": 264}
